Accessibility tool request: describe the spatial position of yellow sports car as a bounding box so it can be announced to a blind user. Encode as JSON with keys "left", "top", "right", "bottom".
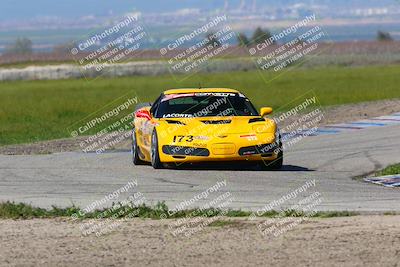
{"left": 132, "top": 88, "right": 283, "bottom": 169}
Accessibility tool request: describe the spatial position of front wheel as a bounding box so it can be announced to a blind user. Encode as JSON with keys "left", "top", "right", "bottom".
{"left": 269, "top": 150, "right": 283, "bottom": 170}
{"left": 259, "top": 141, "right": 283, "bottom": 170}
{"left": 151, "top": 130, "right": 163, "bottom": 169}
{"left": 132, "top": 128, "right": 146, "bottom": 165}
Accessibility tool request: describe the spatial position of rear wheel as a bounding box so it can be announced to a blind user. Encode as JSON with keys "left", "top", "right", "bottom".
{"left": 151, "top": 130, "right": 163, "bottom": 169}
{"left": 131, "top": 128, "right": 146, "bottom": 165}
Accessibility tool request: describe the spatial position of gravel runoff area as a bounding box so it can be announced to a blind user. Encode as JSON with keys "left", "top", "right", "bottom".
{"left": 1, "top": 98, "right": 400, "bottom": 155}
{"left": 0, "top": 216, "right": 399, "bottom": 266}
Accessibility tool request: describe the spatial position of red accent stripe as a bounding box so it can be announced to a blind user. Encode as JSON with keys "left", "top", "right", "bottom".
{"left": 240, "top": 134, "right": 256, "bottom": 138}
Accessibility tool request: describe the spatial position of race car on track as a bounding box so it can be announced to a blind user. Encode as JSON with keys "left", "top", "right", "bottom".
{"left": 132, "top": 88, "right": 283, "bottom": 169}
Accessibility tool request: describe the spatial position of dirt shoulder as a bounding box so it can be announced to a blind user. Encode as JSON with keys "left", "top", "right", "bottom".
{"left": 1, "top": 98, "right": 400, "bottom": 155}
{"left": 0, "top": 215, "right": 399, "bottom": 267}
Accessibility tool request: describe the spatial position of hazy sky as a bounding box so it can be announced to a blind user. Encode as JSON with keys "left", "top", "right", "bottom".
{"left": 0, "top": 0, "right": 393, "bottom": 20}
{"left": 0, "top": 0, "right": 224, "bottom": 20}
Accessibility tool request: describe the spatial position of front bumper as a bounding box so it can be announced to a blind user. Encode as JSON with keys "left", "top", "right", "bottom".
{"left": 159, "top": 133, "right": 280, "bottom": 163}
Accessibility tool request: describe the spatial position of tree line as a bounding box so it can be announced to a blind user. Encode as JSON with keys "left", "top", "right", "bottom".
{"left": 2, "top": 29, "right": 395, "bottom": 56}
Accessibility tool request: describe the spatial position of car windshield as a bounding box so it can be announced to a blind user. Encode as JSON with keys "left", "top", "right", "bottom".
{"left": 154, "top": 92, "right": 259, "bottom": 118}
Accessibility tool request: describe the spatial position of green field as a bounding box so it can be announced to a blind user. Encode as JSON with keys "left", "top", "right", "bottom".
{"left": 1, "top": 65, "right": 400, "bottom": 146}
{"left": 376, "top": 163, "right": 400, "bottom": 176}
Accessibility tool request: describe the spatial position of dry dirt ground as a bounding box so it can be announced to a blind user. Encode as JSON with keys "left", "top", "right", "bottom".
{"left": 1, "top": 99, "right": 400, "bottom": 155}
{"left": 0, "top": 216, "right": 399, "bottom": 267}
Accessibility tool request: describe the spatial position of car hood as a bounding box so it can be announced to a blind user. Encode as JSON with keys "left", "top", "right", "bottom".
{"left": 158, "top": 116, "right": 276, "bottom": 135}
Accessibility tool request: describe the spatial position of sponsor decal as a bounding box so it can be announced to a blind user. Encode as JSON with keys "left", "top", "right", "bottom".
{"left": 194, "top": 92, "right": 236, "bottom": 97}
{"left": 240, "top": 134, "right": 258, "bottom": 141}
{"left": 163, "top": 113, "right": 194, "bottom": 118}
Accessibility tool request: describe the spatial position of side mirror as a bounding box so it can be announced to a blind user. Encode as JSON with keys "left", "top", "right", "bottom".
{"left": 135, "top": 109, "right": 152, "bottom": 120}
{"left": 260, "top": 107, "right": 273, "bottom": 117}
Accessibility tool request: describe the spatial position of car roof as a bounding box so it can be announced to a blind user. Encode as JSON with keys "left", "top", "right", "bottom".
{"left": 163, "top": 88, "right": 240, "bottom": 95}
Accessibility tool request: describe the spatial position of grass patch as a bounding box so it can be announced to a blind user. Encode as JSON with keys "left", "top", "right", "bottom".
{"left": 0, "top": 201, "right": 80, "bottom": 219}
{"left": 311, "top": 211, "right": 358, "bottom": 218}
{"left": 208, "top": 220, "right": 240, "bottom": 227}
{"left": 375, "top": 163, "right": 400, "bottom": 176}
{"left": 383, "top": 211, "right": 398, "bottom": 215}
{"left": 1, "top": 65, "right": 399, "bottom": 145}
{"left": 0, "top": 201, "right": 358, "bottom": 220}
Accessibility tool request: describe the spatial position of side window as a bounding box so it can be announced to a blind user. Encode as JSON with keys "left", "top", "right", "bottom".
{"left": 150, "top": 94, "right": 163, "bottom": 116}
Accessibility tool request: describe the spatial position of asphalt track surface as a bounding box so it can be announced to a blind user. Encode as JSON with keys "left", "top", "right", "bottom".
{"left": 1, "top": 124, "right": 399, "bottom": 212}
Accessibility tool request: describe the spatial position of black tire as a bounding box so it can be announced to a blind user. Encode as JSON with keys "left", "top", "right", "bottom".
{"left": 269, "top": 150, "right": 283, "bottom": 170}
{"left": 151, "top": 129, "right": 163, "bottom": 169}
{"left": 260, "top": 140, "right": 283, "bottom": 170}
{"left": 131, "top": 128, "right": 146, "bottom": 165}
